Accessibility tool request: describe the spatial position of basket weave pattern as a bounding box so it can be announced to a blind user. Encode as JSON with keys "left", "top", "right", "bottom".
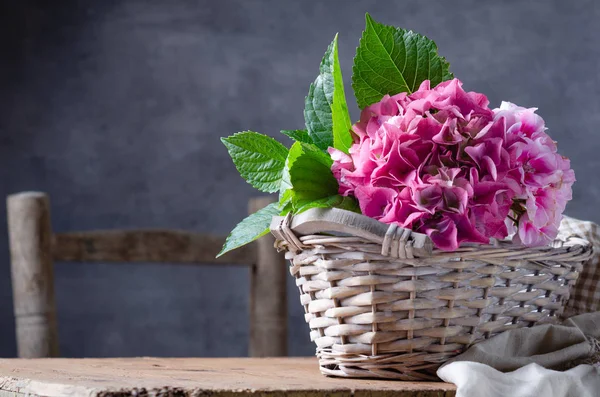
{"left": 272, "top": 209, "right": 593, "bottom": 381}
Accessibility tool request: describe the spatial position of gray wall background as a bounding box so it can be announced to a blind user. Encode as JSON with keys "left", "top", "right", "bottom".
{"left": 0, "top": 0, "right": 599, "bottom": 358}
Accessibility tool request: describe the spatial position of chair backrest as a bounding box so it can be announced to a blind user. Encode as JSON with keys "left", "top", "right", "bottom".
{"left": 6, "top": 192, "right": 287, "bottom": 358}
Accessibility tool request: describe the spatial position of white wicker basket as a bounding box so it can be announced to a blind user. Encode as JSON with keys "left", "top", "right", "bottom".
{"left": 271, "top": 208, "right": 593, "bottom": 381}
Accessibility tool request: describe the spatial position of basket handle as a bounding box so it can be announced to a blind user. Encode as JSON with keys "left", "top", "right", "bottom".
{"left": 270, "top": 208, "right": 433, "bottom": 258}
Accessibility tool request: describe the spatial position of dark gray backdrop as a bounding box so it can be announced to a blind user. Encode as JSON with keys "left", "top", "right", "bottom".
{"left": 1, "top": 0, "right": 599, "bottom": 357}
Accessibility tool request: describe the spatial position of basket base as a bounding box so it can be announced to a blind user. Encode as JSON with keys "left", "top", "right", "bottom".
{"left": 317, "top": 348, "right": 451, "bottom": 381}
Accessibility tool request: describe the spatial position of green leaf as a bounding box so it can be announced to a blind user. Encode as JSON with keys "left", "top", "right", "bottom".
{"left": 296, "top": 195, "right": 361, "bottom": 214}
{"left": 281, "top": 129, "right": 313, "bottom": 144}
{"left": 331, "top": 35, "right": 353, "bottom": 154}
{"left": 280, "top": 142, "right": 341, "bottom": 211}
{"left": 221, "top": 131, "right": 289, "bottom": 193}
{"left": 278, "top": 200, "right": 293, "bottom": 216}
{"left": 289, "top": 143, "right": 338, "bottom": 208}
{"left": 352, "top": 13, "right": 453, "bottom": 109}
{"left": 304, "top": 82, "right": 330, "bottom": 149}
{"left": 304, "top": 34, "right": 353, "bottom": 152}
{"left": 278, "top": 141, "right": 303, "bottom": 205}
{"left": 217, "top": 202, "right": 280, "bottom": 258}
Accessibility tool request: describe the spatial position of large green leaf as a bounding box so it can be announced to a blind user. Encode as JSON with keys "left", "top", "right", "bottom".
{"left": 278, "top": 141, "right": 303, "bottom": 205}
{"left": 281, "top": 129, "right": 313, "bottom": 145}
{"left": 217, "top": 202, "right": 280, "bottom": 258}
{"left": 289, "top": 143, "right": 339, "bottom": 208}
{"left": 304, "top": 35, "right": 353, "bottom": 152}
{"left": 296, "top": 194, "right": 360, "bottom": 214}
{"left": 352, "top": 13, "right": 453, "bottom": 109}
{"left": 281, "top": 143, "right": 357, "bottom": 214}
{"left": 330, "top": 35, "right": 354, "bottom": 154}
{"left": 221, "top": 131, "right": 288, "bottom": 193}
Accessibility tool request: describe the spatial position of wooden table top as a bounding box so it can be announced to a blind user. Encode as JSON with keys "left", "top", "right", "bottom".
{"left": 0, "top": 357, "right": 456, "bottom": 397}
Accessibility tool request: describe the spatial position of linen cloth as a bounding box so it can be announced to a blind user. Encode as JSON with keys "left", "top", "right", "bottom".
{"left": 437, "top": 216, "right": 600, "bottom": 397}
{"left": 438, "top": 362, "right": 600, "bottom": 397}
{"left": 437, "top": 311, "right": 600, "bottom": 397}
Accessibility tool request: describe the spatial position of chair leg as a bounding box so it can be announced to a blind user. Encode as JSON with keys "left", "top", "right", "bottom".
{"left": 248, "top": 197, "right": 288, "bottom": 357}
{"left": 7, "top": 192, "right": 59, "bottom": 358}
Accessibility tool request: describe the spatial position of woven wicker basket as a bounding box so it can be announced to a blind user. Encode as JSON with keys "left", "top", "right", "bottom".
{"left": 270, "top": 208, "right": 593, "bottom": 381}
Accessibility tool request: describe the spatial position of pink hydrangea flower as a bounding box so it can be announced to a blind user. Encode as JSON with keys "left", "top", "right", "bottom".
{"left": 329, "top": 80, "right": 574, "bottom": 250}
{"left": 497, "top": 102, "right": 575, "bottom": 247}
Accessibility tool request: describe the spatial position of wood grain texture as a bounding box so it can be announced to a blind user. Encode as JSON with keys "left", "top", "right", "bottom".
{"left": 7, "top": 192, "right": 59, "bottom": 358}
{"left": 0, "top": 357, "right": 456, "bottom": 397}
{"left": 53, "top": 229, "right": 255, "bottom": 265}
{"left": 248, "top": 197, "right": 287, "bottom": 357}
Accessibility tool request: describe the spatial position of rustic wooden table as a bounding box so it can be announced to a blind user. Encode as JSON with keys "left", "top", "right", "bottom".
{"left": 0, "top": 357, "right": 456, "bottom": 397}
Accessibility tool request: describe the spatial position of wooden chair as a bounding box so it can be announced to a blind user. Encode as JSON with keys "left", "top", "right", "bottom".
{"left": 6, "top": 192, "right": 287, "bottom": 358}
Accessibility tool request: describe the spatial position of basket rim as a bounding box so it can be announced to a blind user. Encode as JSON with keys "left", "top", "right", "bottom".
{"left": 271, "top": 207, "right": 593, "bottom": 260}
